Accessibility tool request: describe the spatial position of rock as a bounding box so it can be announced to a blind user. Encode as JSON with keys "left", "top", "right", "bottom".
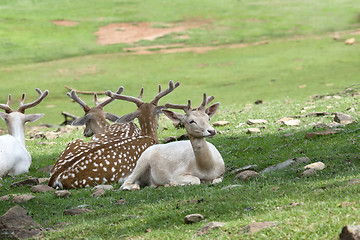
{"left": 339, "top": 225, "right": 360, "bottom": 239}
{"left": 0, "top": 194, "right": 16, "bottom": 202}
{"left": 281, "top": 119, "right": 301, "bottom": 126}
{"left": 345, "top": 38, "right": 355, "bottom": 45}
{"left": 0, "top": 205, "right": 42, "bottom": 239}
{"left": 231, "top": 165, "right": 258, "bottom": 175}
{"left": 304, "top": 162, "right": 326, "bottom": 170}
{"left": 334, "top": 113, "right": 355, "bottom": 125}
{"left": 63, "top": 208, "right": 92, "bottom": 216}
{"left": 13, "top": 194, "right": 35, "bottom": 203}
{"left": 301, "top": 168, "right": 317, "bottom": 177}
{"left": 246, "top": 128, "right": 260, "bottom": 134}
{"left": 247, "top": 119, "right": 267, "bottom": 125}
{"left": 184, "top": 214, "right": 204, "bottom": 224}
{"left": 305, "top": 130, "right": 339, "bottom": 139}
{"left": 261, "top": 157, "right": 311, "bottom": 173}
{"left": 348, "top": 179, "right": 360, "bottom": 185}
{"left": 197, "top": 222, "right": 224, "bottom": 235}
{"left": 91, "top": 188, "right": 106, "bottom": 197}
{"left": 10, "top": 178, "right": 39, "bottom": 188}
{"left": 37, "top": 165, "right": 53, "bottom": 174}
{"left": 54, "top": 190, "right": 71, "bottom": 198}
{"left": 93, "top": 185, "right": 114, "bottom": 191}
{"left": 115, "top": 198, "right": 129, "bottom": 205}
{"left": 38, "top": 178, "right": 49, "bottom": 184}
{"left": 241, "top": 221, "right": 278, "bottom": 234}
{"left": 213, "top": 121, "right": 230, "bottom": 126}
{"left": 30, "top": 185, "right": 55, "bottom": 193}
{"left": 283, "top": 132, "right": 294, "bottom": 137}
{"left": 235, "top": 170, "right": 260, "bottom": 181}
{"left": 221, "top": 185, "right": 242, "bottom": 190}
{"left": 254, "top": 100, "right": 263, "bottom": 104}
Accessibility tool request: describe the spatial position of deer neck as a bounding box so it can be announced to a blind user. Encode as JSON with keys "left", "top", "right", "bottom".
{"left": 7, "top": 117, "right": 26, "bottom": 147}
{"left": 138, "top": 104, "right": 159, "bottom": 143}
{"left": 188, "top": 135, "right": 214, "bottom": 170}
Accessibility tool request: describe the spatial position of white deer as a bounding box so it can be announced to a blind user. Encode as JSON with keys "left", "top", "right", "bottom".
{"left": 120, "top": 93, "right": 225, "bottom": 190}
{"left": 0, "top": 88, "right": 49, "bottom": 177}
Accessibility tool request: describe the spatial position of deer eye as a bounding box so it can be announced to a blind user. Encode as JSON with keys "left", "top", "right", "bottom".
{"left": 189, "top": 120, "right": 197, "bottom": 124}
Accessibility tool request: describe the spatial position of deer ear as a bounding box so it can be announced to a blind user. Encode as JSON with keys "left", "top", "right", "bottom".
{"left": 205, "top": 103, "right": 220, "bottom": 118}
{"left": 106, "top": 112, "right": 120, "bottom": 122}
{"left": 162, "top": 109, "right": 183, "bottom": 123}
{"left": 0, "top": 112, "right": 8, "bottom": 121}
{"left": 116, "top": 110, "right": 140, "bottom": 123}
{"left": 72, "top": 115, "right": 90, "bottom": 126}
{"left": 25, "top": 113, "right": 44, "bottom": 123}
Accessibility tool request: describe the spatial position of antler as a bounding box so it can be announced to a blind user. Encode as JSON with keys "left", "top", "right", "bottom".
{"left": 95, "top": 87, "right": 124, "bottom": 109}
{"left": 17, "top": 88, "right": 49, "bottom": 113}
{"left": 105, "top": 88, "right": 144, "bottom": 107}
{"left": 151, "top": 80, "right": 180, "bottom": 105}
{"left": 165, "top": 93, "right": 214, "bottom": 113}
{"left": 67, "top": 90, "right": 91, "bottom": 112}
{"left": 0, "top": 94, "right": 13, "bottom": 113}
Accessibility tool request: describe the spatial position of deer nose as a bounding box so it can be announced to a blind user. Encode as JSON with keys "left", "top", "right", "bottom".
{"left": 207, "top": 129, "right": 216, "bottom": 136}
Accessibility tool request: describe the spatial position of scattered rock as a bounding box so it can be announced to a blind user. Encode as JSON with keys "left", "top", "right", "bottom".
{"left": 221, "top": 185, "right": 242, "bottom": 190}
{"left": 334, "top": 113, "right": 355, "bottom": 125}
{"left": 283, "top": 132, "right": 294, "bottom": 137}
{"left": 63, "top": 208, "right": 92, "bottom": 216}
{"left": 261, "top": 157, "right": 311, "bottom": 173}
{"left": 340, "top": 201, "right": 356, "bottom": 208}
{"left": 91, "top": 188, "right": 106, "bottom": 198}
{"left": 30, "top": 185, "right": 55, "bottom": 193}
{"left": 0, "top": 205, "right": 42, "bottom": 239}
{"left": 38, "top": 178, "right": 49, "bottom": 184}
{"left": 254, "top": 100, "right": 263, "bottom": 104}
{"left": 301, "top": 168, "right": 317, "bottom": 177}
{"left": 115, "top": 198, "right": 129, "bottom": 205}
{"left": 345, "top": 38, "right": 356, "bottom": 45}
{"left": 339, "top": 225, "right": 360, "bottom": 240}
{"left": 231, "top": 165, "right": 258, "bottom": 175}
{"left": 54, "top": 190, "right": 71, "bottom": 198}
{"left": 246, "top": 128, "right": 260, "bottom": 134}
{"left": 281, "top": 119, "right": 301, "bottom": 126}
{"left": 305, "top": 130, "right": 339, "bottom": 139}
{"left": 241, "top": 221, "right": 278, "bottom": 234}
{"left": 93, "top": 185, "right": 114, "bottom": 191}
{"left": 235, "top": 170, "right": 260, "bottom": 181}
{"left": 184, "top": 214, "right": 204, "bottom": 224}
{"left": 247, "top": 119, "right": 267, "bottom": 125}
{"left": 197, "top": 222, "right": 224, "bottom": 235}
{"left": 348, "top": 179, "right": 360, "bottom": 185}
{"left": 13, "top": 194, "right": 35, "bottom": 203}
{"left": 37, "top": 165, "right": 53, "bottom": 174}
{"left": 0, "top": 194, "right": 16, "bottom": 202}
{"left": 10, "top": 178, "right": 39, "bottom": 188}
{"left": 213, "top": 121, "right": 230, "bottom": 126}
{"left": 304, "top": 162, "right": 326, "bottom": 170}
{"left": 277, "top": 202, "right": 303, "bottom": 209}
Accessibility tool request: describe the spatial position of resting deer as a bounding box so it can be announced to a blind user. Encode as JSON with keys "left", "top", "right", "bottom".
{"left": 120, "top": 93, "right": 225, "bottom": 190}
{"left": 67, "top": 87, "right": 123, "bottom": 137}
{"left": 48, "top": 81, "right": 180, "bottom": 189}
{"left": 0, "top": 88, "right": 49, "bottom": 177}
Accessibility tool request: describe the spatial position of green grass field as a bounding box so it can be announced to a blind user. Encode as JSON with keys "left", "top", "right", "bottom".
{"left": 0, "top": 0, "right": 360, "bottom": 239}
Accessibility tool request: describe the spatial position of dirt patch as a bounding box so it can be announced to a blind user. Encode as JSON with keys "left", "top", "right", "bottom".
{"left": 95, "top": 20, "right": 211, "bottom": 45}
{"left": 51, "top": 20, "right": 79, "bottom": 27}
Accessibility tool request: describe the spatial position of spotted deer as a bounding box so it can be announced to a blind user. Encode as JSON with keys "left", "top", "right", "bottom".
{"left": 0, "top": 88, "right": 49, "bottom": 177}
{"left": 67, "top": 87, "right": 123, "bottom": 137}
{"left": 120, "top": 93, "right": 225, "bottom": 190}
{"left": 48, "top": 80, "right": 180, "bottom": 189}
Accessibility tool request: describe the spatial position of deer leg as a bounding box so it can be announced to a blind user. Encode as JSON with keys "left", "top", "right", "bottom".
{"left": 170, "top": 175, "right": 201, "bottom": 186}
{"left": 120, "top": 159, "right": 150, "bottom": 191}
{"left": 211, "top": 177, "right": 223, "bottom": 184}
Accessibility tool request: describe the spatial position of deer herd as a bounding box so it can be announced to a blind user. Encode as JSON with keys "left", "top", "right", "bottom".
{"left": 0, "top": 81, "right": 225, "bottom": 191}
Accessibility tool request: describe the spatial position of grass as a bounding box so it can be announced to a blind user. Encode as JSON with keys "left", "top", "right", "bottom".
{"left": 1, "top": 0, "right": 360, "bottom": 239}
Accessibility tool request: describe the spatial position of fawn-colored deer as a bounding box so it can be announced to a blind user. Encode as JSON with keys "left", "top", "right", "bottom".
{"left": 48, "top": 81, "right": 180, "bottom": 189}
{"left": 0, "top": 88, "right": 49, "bottom": 177}
{"left": 120, "top": 93, "right": 225, "bottom": 190}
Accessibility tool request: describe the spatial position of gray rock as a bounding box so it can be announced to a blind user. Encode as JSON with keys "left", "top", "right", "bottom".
{"left": 241, "top": 221, "right": 278, "bottom": 234}
{"left": 282, "top": 119, "right": 301, "bottom": 126}
{"left": 235, "top": 170, "right": 260, "bottom": 181}
{"left": 339, "top": 225, "right": 360, "bottom": 240}
{"left": 184, "top": 214, "right": 204, "bottom": 224}
{"left": 91, "top": 188, "right": 106, "bottom": 198}
{"left": 93, "top": 185, "right": 114, "bottom": 191}
{"left": 63, "top": 208, "right": 92, "bottom": 216}
{"left": 197, "top": 222, "right": 224, "bottom": 235}
{"left": 334, "top": 113, "right": 355, "bottom": 125}
{"left": 30, "top": 185, "right": 55, "bottom": 193}
{"left": 301, "top": 168, "right": 317, "bottom": 177}
{"left": 246, "top": 128, "right": 260, "bottom": 134}
{"left": 247, "top": 119, "right": 267, "bottom": 125}
{"left": 13, "top": 194, "right": 35, "bottom": 203}
{"left": 231, "top": 165, "right": 258, "bottom": 175}
{"left": 261, "top": 157, "right": 311, "bottom": 173}
{"left": 213, "top": 121, "right": 230, "bottom": 126}
{"left": 221, "top": 185, "right": 242, "bottom": 190}
{"left": 54, "top": 190, "right": 71, "bottom": 198}
{"left": 37, "top": 165, "right": 53, "bottom": 174}
{"left": 10, "top": 178, "right": 39, "bottom": 188}
{"left": 304, "top": 162, "right": 326, "bottom": 170}
{"left": 348, "top": 179, "right": 360, "bottom": 185}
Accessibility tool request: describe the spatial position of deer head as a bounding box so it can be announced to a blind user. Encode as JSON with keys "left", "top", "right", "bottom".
{"left": 0, "top": 88, "right": 49, "bottom": 146}
{"left": 105, "top": 80, "right": 180, "bottom": 143}
{"left": 67, "top": 87, "right": 123, "bottom": 137}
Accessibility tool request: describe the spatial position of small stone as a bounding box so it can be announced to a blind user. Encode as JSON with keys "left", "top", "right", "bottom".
{"left": 235, "top": 170, "right": 260, "bottom": 181}
{"left": 305, "top": 130, "right": 339, "bottom": 139}
{"left": 37, "top": 165, "right": 53, "bottom": 174}
{"left": 0, "top": 194, "right": 16, "bottom": 201}
{"left": 54, "top": 190, "right": 71, "bottom": 198}
{"left": 93, "top": 185, "right": 114, "bottom": 191}
{"left": 246, "top": 128, "right": 260, "bottom": 134}
{"left": 283, "top": 133, "right": 294, "bottom": 137}
{"left": 304, "top": 162, "right": 326, "bottom": 170}
{"left": 282, "top": 119, "right": 301, "bottom": 126}
{"left": 301, "top": 168, "right": 317, "bottom": 177}
{"left": 12, "top": 194, "right": 35, "bottom": 203}
{"left": 184, "top": 214, "right": 204, "bottom": 224}
{"left": 345, "top": 38, "right": 355, "bottom": 45}
{"left": 213, "top": 121, "right": 230, "bottom": 126}
{"left": 339, "top": 225, "right": 360, "bottom": 239}
{"left": 30, "top": 185, "right": 55, "bottom": 193}
{"left": 197, "top": 222, "right": 224, "bottom": 235}
{"left": 221, "top": 185, "right": 242, "bottom": 190}
{"left": 348, "top": 179, "right": 360, "bottom": 185}
{"left": 231, "top": 165, "right": 258, "bottom": 174}
{"left": 10, "top": 178, "right": 39, "bottom": 188}
{"left": 241, "top": 221, "right": 278, "bottom": 234}
{"left": 247, "top": 119, "right": 267, "bottom": 125}
{"left": 91, "top": 188, "right": 106, "bottom": 197}
{"left": 63, "top": 208, "right": 92, "bottom": 216}
{"left": 38, "top": 178, "right": 50, "bottom": 184}
{"left": 334, "top": 113, "right": 355, "bottom": 125}
{"left": 115, "top": 198, "right": 128, "bottom": 205}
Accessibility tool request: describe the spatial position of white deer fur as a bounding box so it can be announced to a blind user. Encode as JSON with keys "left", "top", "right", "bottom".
{"left": 0, "top": 111, "right": 44, "bottom": 177}
{"left": 120, "top": 94, "right": 225, "bottom": 190}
